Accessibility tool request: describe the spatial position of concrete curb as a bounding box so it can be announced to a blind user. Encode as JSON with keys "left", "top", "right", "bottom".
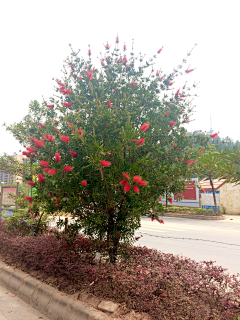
{"left": 0, "top": 260, "right": 110, "bottom": 320}
{"left": 163, "top": 213, "right": 226, "bottom": 220}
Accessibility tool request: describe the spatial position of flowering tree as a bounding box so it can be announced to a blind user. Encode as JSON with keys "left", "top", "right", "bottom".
{"left": 6, "top": 37, "right": 200, "bottom": 262}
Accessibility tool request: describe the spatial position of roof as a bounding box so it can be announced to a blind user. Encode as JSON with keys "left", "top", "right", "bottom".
{"left": 199, "top": 178, "right": 227, "bottom": 191}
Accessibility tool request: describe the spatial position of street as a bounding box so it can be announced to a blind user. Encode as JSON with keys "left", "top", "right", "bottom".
{"left": 0, "top": 285, "right": 49, "bottom": 320}
{"left": 135, "top": 215, "right": 240, "bottom": 276}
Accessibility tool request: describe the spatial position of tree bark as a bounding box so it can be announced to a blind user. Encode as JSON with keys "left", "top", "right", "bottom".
{"left": 34, "top": 212, "right": 45, "bottom": 235}
{"left": 209, "top": 174, "right": 218, "bottom": 214}
{"left": 165, "top": 188, "right": 168, "bottom": 208}
{"left": 107, "top": 209, "right": 119, "bottom": 263}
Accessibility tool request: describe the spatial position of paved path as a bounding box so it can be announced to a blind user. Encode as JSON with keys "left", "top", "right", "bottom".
{"left": 136, "top": 215, "right": 240, "bottom": 275}
{"left": 0, "top": 284, "right": 49, "bottom": 320}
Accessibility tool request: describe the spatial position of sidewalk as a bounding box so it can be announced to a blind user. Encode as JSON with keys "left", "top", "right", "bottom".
{"left": 0, "top": 284, "right": 49, "bottom": 320}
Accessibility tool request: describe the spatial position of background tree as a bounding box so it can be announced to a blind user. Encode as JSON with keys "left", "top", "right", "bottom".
{"left": 194, "top": 150, "right": 224, "bottom": 214}
{"left": 5, "top": 38, "right": 200, "bottom": 262}
{"left": 215, "top": 148, "right": 240, "bottom": 185}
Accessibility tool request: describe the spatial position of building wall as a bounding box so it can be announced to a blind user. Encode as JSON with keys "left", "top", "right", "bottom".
{"left": 220, "top": 183, "right": 240, "bottom": 214}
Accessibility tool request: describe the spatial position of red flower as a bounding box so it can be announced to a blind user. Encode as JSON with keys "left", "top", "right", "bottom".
{"left": 40, "top": 160, "right": 49, "bottom": 167}
{"left": 156, "top": 218, "right": 164, "bottom": 224}
{"left": 120, "top": 180, "right": 127, "bottom": 186}
{"left": 202, "top": 189, "right": 206, "bottom": 193}
{"left": 131, "top": 80, "right": 135, "bottom": 86}
{"left": 116, "top": 35, "right": 119, "bottom": 43}
{"left": 79, "top": 76, "right": 82, "bottom": 81}
{"left": 168, "top": 198, "right": 173, "bottom": 203}
{"left": 46, "top": 135, "right": 54, "bottom": 142}
{"left": 105, "top": 58, "right": 108, "bottom": 62}
{"left": 55, "top": 153, "right": 61, "bottom": 162}
{"left": 168, "top": 82, "right": 174, "bottom": 86}
{"left": 124, "top": 184, "right": 130, "bottom": 192}
{"left": 151, "top": 216, "right": 154, "bottom": 221}
{"left": 140, "top": 123, "right": 149, "bottom": 132}
{"left": 138, "top": 180, "right": 147, "bottom": 186}
{"left": 101, "top": 61, "right": 104, "bottom": 66}
{"left": 26, "top": 147, "right": 34, "bottom": 152}
{"left": 63, "top": 102, "right": 71, "bottom": 108}
{"left": 133, "top": 186, "right": 140, "bottom": 193}
{"left": 137, "top": 138, "right": 145, "bottom": 146}
{"left": 64, "top": 166, "right": 73, "bottom": 172}
{"left": 60, "top": 135, "right": 70, "bottom": 143}
{"left": 44, "top": 168, "right": 50, "bottom": 173}
{"left": 22, "top": 151, "right": 30, "bottom": 156}
{"left": 123, "top": 173, "right": 130, "bottom": 179}
{"left": 175, "top": 89, "right": 180, "bottom": 97}
{"left": 56, "top": 79, "right": 64, "bottom": 86}
{"left": 157, "top": 48, "right": 162, "bottom": 54}
{"left": 186, "top": 69, "right": 194, "bottom": 74}
{"left": 88, "top": 72, "right": 93, "bottom": 80}
{"left": 25, "top": 196, "right": 32, "bottom": 202}
{"left": 101, "top": 160, "right": 111, "bottom": 167}
{"left": 123, "top": 57, "right": 127, "bottom": 64}
{"left": 107, "top": 100, "right": 111, "bottom": 108}
{"left": 37, "top": 174, "right": 45, "bottom": 182}
{"left": 26, "top": 181, "right": 35, "bottom": 187}
{"left": 69, "top": 150, "right": 77, "bottom": 157}
{"left": 48, "top": 169, "right": 56, "bottom": 175}
{"left": 156, "top": 71, "right": 159, "bottom": 76}
{"left": 117, "top": 57, "right": 123, "bottom": 63}
{"left": 199, "top": 148, "right": 204, "bottom": 152}
{"left": 117, "top": 232, "right": 121, "bottom": 238}
{"left": 77, "top": 129, "right": 83, "bottom": 137}
{"left": 60, "top": 86, "right": 71, "bottom": 95}
{"left": 80, "top": 180, "right": 87, "bottom": 186}
{"left": 56, "top": 199, "right": 61, "bottom": 203}
{"left": 211, "top": 133, "right": 218, "bottom": 138}
{"left": 169, "top": 121, "right": 176, "bottom": 127}
{"left": 135, "top": 236, "right": 140, "bottom": 241}
{"left": 133, "top": 176, "right": 141, "bottom": 183}
{"left": 88, "top": 49, "right": 91, "bottom": 56}
{"left": 123, "top": 44, "right": 126, "bottom": 50}
{"left": 46, "top": 104, "right": 54, "bottom": 108}
{"left": 164, "top": 110, "right": 170, "bottom": 117}
{"left": 105, "top": 43, "right": 110, "bottom": 49}
{"left": 39, "top": 123, "right": 45, "bottom": 129}
{"left": 54, "top": 128, "right": 59, "bottom": 134}
{"left": 184, "top": 120, "right": 189, "bottom": 123}
{"left": 175, "top": 158, "right": 178, "bottom": 161}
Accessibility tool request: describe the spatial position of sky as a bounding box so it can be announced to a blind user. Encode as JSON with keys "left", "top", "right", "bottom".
{"left": 0, "top": 0, "right": 239, "bottom": 155}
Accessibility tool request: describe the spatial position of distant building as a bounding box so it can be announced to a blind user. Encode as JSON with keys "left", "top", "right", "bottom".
{"left": 199, "top": 178, "right": 240, "bottom": 214}
{"left": 0, "top": 153, "right": 28, "bottom": 185}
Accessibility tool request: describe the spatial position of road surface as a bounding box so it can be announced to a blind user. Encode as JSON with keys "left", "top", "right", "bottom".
{"left": 135, "top": 215, "right": 240, "bottom": 275}
{"left": 0, "top": 285, "right": 49, "bottom": 320}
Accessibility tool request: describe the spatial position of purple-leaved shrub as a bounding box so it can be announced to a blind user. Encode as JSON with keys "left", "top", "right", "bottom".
{"left": 0, "top": 221, "right": 239, "bottom": 319}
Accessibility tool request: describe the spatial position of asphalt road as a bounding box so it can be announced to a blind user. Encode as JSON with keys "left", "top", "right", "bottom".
{"left": 135, "top": 215, "right": 240, "bottom": 276}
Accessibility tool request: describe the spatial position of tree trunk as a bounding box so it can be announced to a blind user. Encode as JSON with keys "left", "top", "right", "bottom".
{"left": 107, "top": 209, "right": 118, "bottom": 263}
{"left": 165, "top": 188, "right": 168, "bottom": 208}
{"left": 34, "top": 212, "right": 45, "bottom": 235}
{"left": 209, "top": 174, "right": 218, "bottom": 214}
{"left": 108, "top": 240, "right": 118, "bottom": 264}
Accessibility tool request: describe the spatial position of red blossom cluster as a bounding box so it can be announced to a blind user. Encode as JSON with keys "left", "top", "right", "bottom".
{"left": 120, "top": 173, "right": 147, "bottom": 193}
{"left": 56, "top": 78, "right": 71, "bottom": 95}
